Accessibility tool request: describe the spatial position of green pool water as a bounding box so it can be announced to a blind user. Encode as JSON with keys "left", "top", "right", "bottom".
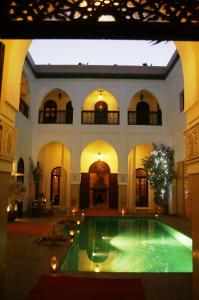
{"left": 61, "top": 217, "right": 192, "bottom": 273}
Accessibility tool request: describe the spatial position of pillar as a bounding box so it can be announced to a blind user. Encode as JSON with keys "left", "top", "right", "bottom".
{"left": 184, "top": 123, "right": 199, "bottom": 300}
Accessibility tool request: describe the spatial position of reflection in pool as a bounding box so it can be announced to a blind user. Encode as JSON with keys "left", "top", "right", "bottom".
{"left": 61, "top": 217, "right": 192, "bottom": 273}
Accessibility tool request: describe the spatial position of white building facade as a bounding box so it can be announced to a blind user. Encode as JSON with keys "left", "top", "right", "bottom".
{"left": 14, "top": 52, "right": 187, "bottom": 217}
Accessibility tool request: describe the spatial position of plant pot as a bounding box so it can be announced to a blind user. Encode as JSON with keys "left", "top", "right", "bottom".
{"left": 8, "top": 210, "right": 18, "bottom": 222}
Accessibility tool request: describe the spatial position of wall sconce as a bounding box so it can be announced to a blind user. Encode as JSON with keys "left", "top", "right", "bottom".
{"left": 50, "top": 256, "right": 59, "bottom": 273}
{"left": 97, "top": 152, "right": 102, "bottom": 161}
{"left": 97, "top": 142, "right": 102, "bottom": 161}
{"left": 140, "top": 93, "right": 144, "bottom": 101}
{"left": 99, "top": 90, "right": 103, "bottom": 101}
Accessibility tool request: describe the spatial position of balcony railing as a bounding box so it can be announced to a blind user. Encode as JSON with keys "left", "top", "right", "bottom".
{"left": 81, "top": 110, "right": 119, "bottom": 125}
{"left": 39, "top": 110, "right": 73, "bottom": 124}
{"left": 128, "top": 111, "right": 162, "bottom": 125}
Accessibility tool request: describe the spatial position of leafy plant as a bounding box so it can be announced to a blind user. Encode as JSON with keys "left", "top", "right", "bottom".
{"left": 8, "top": 181, "right": 26, "bottom": 210}
{"left": 142, "top": 144, "right": 175, "bottom": 212}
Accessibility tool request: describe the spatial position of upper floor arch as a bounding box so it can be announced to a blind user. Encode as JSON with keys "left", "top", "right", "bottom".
{"left": 128, "top": 89, "right": 162, "bottom": 126}
{"left": 82, "top": 88, "right": 119, "bottom": 125}
{"left": 39, "top": 88, "right": 73, "bottom": 124}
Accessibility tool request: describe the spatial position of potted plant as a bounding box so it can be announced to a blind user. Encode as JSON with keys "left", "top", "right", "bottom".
{"left": 8, "top": 181, "right": 26, "bottom": 221}
{"left": 142, "top": 144, "right": 175, "bottom": 213}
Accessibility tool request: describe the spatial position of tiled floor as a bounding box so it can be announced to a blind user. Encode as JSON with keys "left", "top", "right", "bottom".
{"left": 5, "top": 210, "right": 192, "bottom": 300}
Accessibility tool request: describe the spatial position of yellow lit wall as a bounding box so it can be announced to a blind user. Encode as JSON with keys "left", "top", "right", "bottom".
{"left": 135, "top": 144, "right": 153, "bottom": 168}
{"left": 83, "top": 89, "right": 119, "bottom": 110}
{"left": 81, "top": 140, "right": 118, "bottom": 173}
{"left": 0, "top": 40, "right": 31, "bottom": 112}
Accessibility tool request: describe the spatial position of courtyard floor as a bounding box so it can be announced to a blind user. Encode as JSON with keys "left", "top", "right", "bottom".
{"left": 5, "top": 209, "right": 192, "bottom": 300}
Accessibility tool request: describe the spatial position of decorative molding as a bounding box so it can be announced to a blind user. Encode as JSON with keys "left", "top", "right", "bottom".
{"left": 0, "top": 120, "right": 17, "bottom": 162}
{"left": 184, "top": 123, "right": 199, "bottom": 162}
{"left": 118, "top": 173, "right": 128, "bottom": 185}
{"left": 70, "top": 172, "right": 81, "bottom": 184}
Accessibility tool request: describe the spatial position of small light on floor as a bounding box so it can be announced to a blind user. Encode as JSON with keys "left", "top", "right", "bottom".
{"left": 50, "top": 256, "right": 58, "bottom": 273}
{"left": 94, "top": 264, "right": 100, "bottom": 272}
{"left": 155, "top": 214, "right": 159, "bottom": 218}
{"left": 121, "top": 208, "right": 125, "bottom": 215}
{"left": 76, "top": 220, "right": 80, "bottom": 226}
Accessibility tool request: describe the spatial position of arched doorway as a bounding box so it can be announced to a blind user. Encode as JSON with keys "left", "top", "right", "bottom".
{"left": 44, "top": 100, "right": 57, "bottom": 123}
{"left": 50, "top": 167, "right": 61, "bottom": 205}
{"left": 79, "top": 160, "right": 118, "bottom": 209}
{"left": 90, "top": 161, "right": 110, "bottom": 208}
{"left": 136, "top": 168, "right": 148, "bottom": 207}
{"left": 136, "top": 101, "right": 150, "bottom": 125}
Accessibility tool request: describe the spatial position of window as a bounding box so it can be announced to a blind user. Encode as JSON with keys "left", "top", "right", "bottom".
{"left": 179, "top": 90, "right": 184, "bottom": 112}
{"left": 44, "top": 100, "right": 57, "bottom": 123}
{"left": 136, "top": 168, "right": 148, "bottom": 207}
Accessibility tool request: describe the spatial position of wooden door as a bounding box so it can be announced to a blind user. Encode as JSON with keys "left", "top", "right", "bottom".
{"left": 79, "top": 173, "right": 90, "bottom": 208}
{"left": 109, "top": 174, "right": 118, "bottom": 209}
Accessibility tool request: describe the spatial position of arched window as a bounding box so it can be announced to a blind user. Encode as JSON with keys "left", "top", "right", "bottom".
{"left": 44, "top": 100, "right": 57, "bottom": 123}
{"left": 17, "top": 158, "right": 24, "bottom": 183}
{"left": 136, "top": 101, "right": 150, "bottom": 125}
{"left": 94, "top": 101, "right": 108, "bottom": 124}
{"left": 66, "top": 100, "right": 73, "bottom": 124}
{"left": 50, "top": 167, "right": 61, "bottom": 205}
{"left": 136, "top": 168, "right": 148, "bottom": 207}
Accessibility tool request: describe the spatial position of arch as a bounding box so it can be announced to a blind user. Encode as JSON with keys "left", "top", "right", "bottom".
{"left": 128, "top": 89, "right": 162, "bottom": 125}
{"left": 89, "top": 161, "right": 110, "bottom": 174}
{"left": 81, "top": 140, "right": 118, "bottom": 173}
{"left": 37, "top": 141, "right": 70, "bottom": 207}
{"left": 83, "top": 88, "right": 119, "bottom": 111}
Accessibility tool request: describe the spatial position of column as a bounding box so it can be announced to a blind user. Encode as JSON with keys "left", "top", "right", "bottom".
{"left": 0, "top": 119, "right": 17, "bottom": 299}
{"left": 184, "top": 123, "right": 199, "bottom": 300}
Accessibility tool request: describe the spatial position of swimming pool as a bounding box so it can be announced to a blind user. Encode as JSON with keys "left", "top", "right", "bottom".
{"left": 61, "top": 217, "right": 192, "bottom": 273}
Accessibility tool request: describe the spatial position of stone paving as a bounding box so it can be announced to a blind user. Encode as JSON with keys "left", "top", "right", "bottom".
{"left": 5, "top": 210, "right": 192, "bottom": 300}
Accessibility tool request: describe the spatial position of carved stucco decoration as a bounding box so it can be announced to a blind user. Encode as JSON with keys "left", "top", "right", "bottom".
{"left": 3, "top": 0, "right": 199, "bottom": 23}
{"left": 184, "top": 123, "right": 199, "bottom": 162}
{"left": 70, "top": 172, "right": 81, "bottom": 184}
{"left": 118, "top": 173, "right": 128, "bottom": 185}
{"left": 0, "top": 120, "right": 17, "bottom": 162}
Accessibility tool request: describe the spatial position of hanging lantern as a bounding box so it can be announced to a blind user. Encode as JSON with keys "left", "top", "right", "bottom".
{"left": 50, "top": 256, "right": 58, "bottom": 273}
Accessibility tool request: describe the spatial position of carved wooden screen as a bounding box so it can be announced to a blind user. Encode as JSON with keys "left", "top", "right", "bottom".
{"left": 109, "top": 174, "right": 118, "bottom": 209}
{"left": 0, "top": 42, "right": 5, "bottom": 97}
{"left": 79, "top": 173, "right": 90, "bottom": 209}
{"left": 0, "top": 1, "right": 198, "bottom": 39}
